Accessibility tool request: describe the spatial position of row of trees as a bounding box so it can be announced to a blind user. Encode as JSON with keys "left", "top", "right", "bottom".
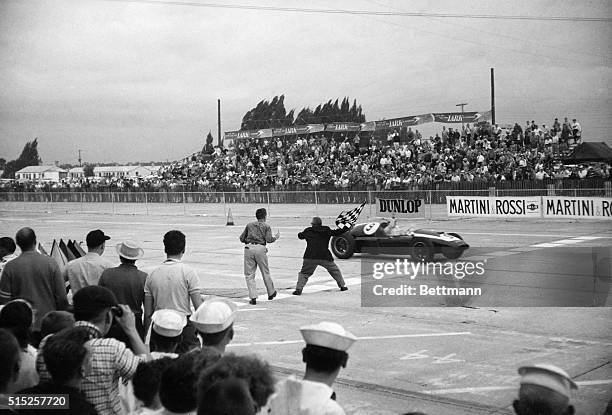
{"left": 1, "top": 139, "right": 42, "bottom": 179}
{"left": 240, "top": 95, "right": 366, "bottom": 130}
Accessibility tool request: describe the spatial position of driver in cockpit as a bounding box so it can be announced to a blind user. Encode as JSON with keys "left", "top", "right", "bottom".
{"left": 380, "top": 214, "right": 413, "bottom": 237}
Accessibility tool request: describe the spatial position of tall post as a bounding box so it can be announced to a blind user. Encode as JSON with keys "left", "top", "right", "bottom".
{"left": 217, "top": 99, "right": 222, "bottom": 148}
{"left": 490, "top": 68, "right": 496, "bottom": 125}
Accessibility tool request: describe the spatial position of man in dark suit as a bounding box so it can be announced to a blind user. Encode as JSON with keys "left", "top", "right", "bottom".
{"left": 293, "top": 217, "right": 349, "bottom": 296}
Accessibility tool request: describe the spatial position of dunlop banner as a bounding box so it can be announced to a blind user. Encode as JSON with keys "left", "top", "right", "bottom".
{"left": 542, "top": 196, "right": 612, "bottom": 219}
{"left": 446, "top": 196, "right": 542, "bottom": 218}
{"left": 375, "top": 198, "right": 425, "bottom": 218}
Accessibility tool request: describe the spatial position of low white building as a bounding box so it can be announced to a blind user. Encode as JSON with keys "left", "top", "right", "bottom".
{"left": 93, "top": 166, "right": 133, "bottom": 178}
{"left": 68, "top": 167, "right": 84, "bottom": 179}
{"left": 15, "top": 166, "right": 68, "bottom": 183}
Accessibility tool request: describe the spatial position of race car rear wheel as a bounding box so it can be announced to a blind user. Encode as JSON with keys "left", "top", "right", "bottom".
{"left": 409, "top": 240, "right": 434, "bottom": 262}
{"left": 331, "top": 234, "right": 355, "bottom": 259}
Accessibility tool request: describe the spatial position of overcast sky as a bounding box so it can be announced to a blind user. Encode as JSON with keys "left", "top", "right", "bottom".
{"left": 0, "top": 0, "right": 610, "bottom": 164}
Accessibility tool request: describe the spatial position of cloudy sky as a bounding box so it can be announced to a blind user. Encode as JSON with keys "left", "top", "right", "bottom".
{"left": 0, "top": 0, "right": 610, "bottom": 164}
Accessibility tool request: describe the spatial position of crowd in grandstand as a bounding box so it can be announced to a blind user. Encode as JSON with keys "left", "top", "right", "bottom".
{"left": 0, "top": 227, "right": 591, "bottom": 415}
{"left": 2, "top": 117, "right": 610, "bottom": 192}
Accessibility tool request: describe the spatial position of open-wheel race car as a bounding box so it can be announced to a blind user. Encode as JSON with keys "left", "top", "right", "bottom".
{"left": 330, "top": 218, "right": 469, "bottom": 261}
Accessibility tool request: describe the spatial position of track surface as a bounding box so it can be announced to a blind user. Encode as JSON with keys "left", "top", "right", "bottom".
{"left": 1, "top": 203, "right": 611, "bottom": 414}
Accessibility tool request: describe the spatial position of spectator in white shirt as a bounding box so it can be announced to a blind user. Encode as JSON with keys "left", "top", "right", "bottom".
{"left": 65, "top": 230, "right": 114, "bottom": 294}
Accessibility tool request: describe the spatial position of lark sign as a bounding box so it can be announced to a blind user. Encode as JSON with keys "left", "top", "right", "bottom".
{"left": 375, "top": 198, "right": 425, "bottom": 218}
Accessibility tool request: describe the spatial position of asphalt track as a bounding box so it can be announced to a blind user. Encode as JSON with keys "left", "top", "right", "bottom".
{"left": 1, "top": 202, "right": 611, "bottom": 414}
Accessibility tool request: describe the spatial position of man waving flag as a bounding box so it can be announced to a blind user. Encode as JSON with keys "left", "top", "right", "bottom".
{"left": 335, "top": 202, "right": 366, "bottom": 229}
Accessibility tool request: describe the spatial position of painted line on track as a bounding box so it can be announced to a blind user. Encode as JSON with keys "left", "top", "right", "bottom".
{"left": 228, "top": 331, "right": 472, "bottom": 347}
{"left": 424, "top": 379, "right": 612, "bottom": 395}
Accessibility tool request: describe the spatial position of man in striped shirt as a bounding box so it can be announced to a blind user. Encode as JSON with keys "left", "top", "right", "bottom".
{"left": 37, "top": 286, "right": 150, "bottom": 415}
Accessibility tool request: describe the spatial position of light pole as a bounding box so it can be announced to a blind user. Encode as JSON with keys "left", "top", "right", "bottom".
{"left": 456, "top": 102, "right": 468, "bottom": 129}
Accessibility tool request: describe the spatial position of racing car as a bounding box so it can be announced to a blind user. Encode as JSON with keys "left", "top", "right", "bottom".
{"left": 330, "top": 218, "right": 469, "bottom": 261}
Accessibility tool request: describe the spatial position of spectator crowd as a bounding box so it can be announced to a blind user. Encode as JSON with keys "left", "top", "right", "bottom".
{"left": 2, "top": 118, "right": 609, "bottom": 194}
{"left": 0, "top": 226, "right": 597, "bottom": 415}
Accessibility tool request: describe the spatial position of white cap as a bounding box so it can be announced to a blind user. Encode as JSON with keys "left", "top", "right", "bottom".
{"left": 190, "top": 299, "right": 237, "bottom": 334}
{"left": 518, "top": 364, "right": 578, "bottom": 399}
{"left": 151, "top": 309, "right": 187, "bottom": 337}
{"left": 300, "top": 321, "right": 357, "bottom": 352}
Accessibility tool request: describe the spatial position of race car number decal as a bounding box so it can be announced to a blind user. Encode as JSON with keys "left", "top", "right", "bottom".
{"left": 363, "top": 222, "right": 380, "bottom": 235}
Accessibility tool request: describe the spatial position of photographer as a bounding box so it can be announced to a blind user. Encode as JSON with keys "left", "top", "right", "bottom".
{"left": 36, "top": 286, "right": 150, "bottom": 415}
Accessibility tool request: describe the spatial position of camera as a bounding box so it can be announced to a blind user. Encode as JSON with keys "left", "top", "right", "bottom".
{"left": 111, "top": 306, "right": 123, "bottom": 318}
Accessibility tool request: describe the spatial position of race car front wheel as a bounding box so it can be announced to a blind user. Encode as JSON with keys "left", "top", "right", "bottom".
{"left": 409, "top": 240, "right": 434, "bottom": 262}
{"left": 331, "top": 234, "right": 355, "bottom": 259}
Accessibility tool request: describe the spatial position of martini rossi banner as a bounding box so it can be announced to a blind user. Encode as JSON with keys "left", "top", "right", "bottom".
{"left": 543, "top": 197, "right": 612, "bottom": 219}
{"left": 446, "top": 196, "right": 541, "bottom": 218}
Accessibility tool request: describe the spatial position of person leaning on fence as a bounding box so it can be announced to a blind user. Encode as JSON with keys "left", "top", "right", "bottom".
{"left": 293, "top": 217, "right": 348, "bottom": 296}
{"left": 239, "top": 208, "right": 280, "bottom": 305}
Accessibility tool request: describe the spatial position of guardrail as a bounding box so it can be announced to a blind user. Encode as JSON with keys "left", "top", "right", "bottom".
{"left": 1, "top": 188, "right": 609, "bottom": 220}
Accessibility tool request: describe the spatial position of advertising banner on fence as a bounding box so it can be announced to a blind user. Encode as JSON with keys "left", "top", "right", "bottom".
{"left": 543, "top": 196, "right": 612, "bottom": 219}
{"left": 432, "top": 111, "right": 491, "bottom": 124}
{"left": 446, "top": 196, "right": 542, "bottom": 218}
{"left": 376, "top": 198, "right": 425, "bottom": 218}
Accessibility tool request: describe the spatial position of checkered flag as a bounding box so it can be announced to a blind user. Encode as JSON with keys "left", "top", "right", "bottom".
{"left": 335, "top": 202, "right": 366, "bottom": 229}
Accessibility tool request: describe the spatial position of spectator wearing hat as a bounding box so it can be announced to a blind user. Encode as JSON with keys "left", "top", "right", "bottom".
{"left": 0, "top": 237, "right": 17, "bottom": 277}
{"left": 293, "top": 217, "right": 348, "bottom": 296}
{"left": 144, "top": 230, "right": 202, "bottom": 354}
{"left": 190, "top": 299, "right": 236, "bottom": 354}
{"left": 150, "top": 309, "right": 186, "bottom": 357}
{"left": 0, "top": 329, "right": 21, "bottom": 412}
{"left": 260, "top": 321, "right": 356, "bottom": 415}
{"left": 513, "top": 364, "right": 577, "bottom": 415}
{"left": 18, "top": 327, "right": 98, "bottom": 415}
{"left": 0, "top": 228, "right": 68, "bottom": 330}
{"left": 197, "top": 354, "right": 275, "bottom": 415}
{"left": 65, "top": 229, "right": 114, "bottom": 294}
{"left": 99, "top": 240, "right": 147, "bottom": 340}
{"left": 239, "top": 208, "right": 280, "bottom": 305}
{"left": 36, "top": 286, "right": 150, "bottom": 415}
{"left": 0, "top": 300, "right": 38, "bottom": 393}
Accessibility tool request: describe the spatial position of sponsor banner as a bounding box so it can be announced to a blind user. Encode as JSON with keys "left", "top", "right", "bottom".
{"left": 272, "top": 124, "right": 324, "bottom": 136}
{"left": 325, "top": 122, "right": 361, "bottom": 132}
{"left": 375, "top": 198, "right": 425, "bottom": 218}
{"left": 432, "top": 111, "right": 491, "bottom": 124}
{"left": 543, "top": 197, "right": 612, "bottom": 219}
{"left": 224, "top": 129, "right": 273, "bottom": 140}
{"left": 446, "top": 196, "right": 541, "bottom": 218}
{"left": 374, "top": 114, "right": 432, "bottom": 130}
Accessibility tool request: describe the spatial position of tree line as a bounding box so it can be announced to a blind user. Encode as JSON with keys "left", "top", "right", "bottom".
{"left": 240, "top": 95, "right": 366, "bottom": 130}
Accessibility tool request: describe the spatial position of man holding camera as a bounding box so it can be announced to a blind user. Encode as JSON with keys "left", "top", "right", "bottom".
{"left": 36, "top": 285, "right": 150, "bottom": 415}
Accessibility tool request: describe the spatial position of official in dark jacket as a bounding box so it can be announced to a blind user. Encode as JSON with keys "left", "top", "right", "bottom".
{"left": 293, "top": 217, "right": 348, "bottom": 296}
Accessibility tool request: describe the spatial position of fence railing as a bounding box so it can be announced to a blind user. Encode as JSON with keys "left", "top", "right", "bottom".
{"left": 1, "top": 187, "right": 610, "bottom": 220}
{"left": 0, "top": 177, "right": 609, "bottom": 194}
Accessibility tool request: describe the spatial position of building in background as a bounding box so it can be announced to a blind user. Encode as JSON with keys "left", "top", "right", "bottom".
{"left": 15, "top": 166, "right": 68, "bottom": 183}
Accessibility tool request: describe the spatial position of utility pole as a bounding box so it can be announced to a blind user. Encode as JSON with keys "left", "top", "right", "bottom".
{"left": 78, "top": 149, "right": 83, "bottom": 166}
{"left": 217, "top": 99, "right": 222, "bottom": 148}
{"left": 491, "top": 68, "right": 496, "bottom": 125}
{"left": 456, "top": 102, "right": 468, "bottom": 128}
